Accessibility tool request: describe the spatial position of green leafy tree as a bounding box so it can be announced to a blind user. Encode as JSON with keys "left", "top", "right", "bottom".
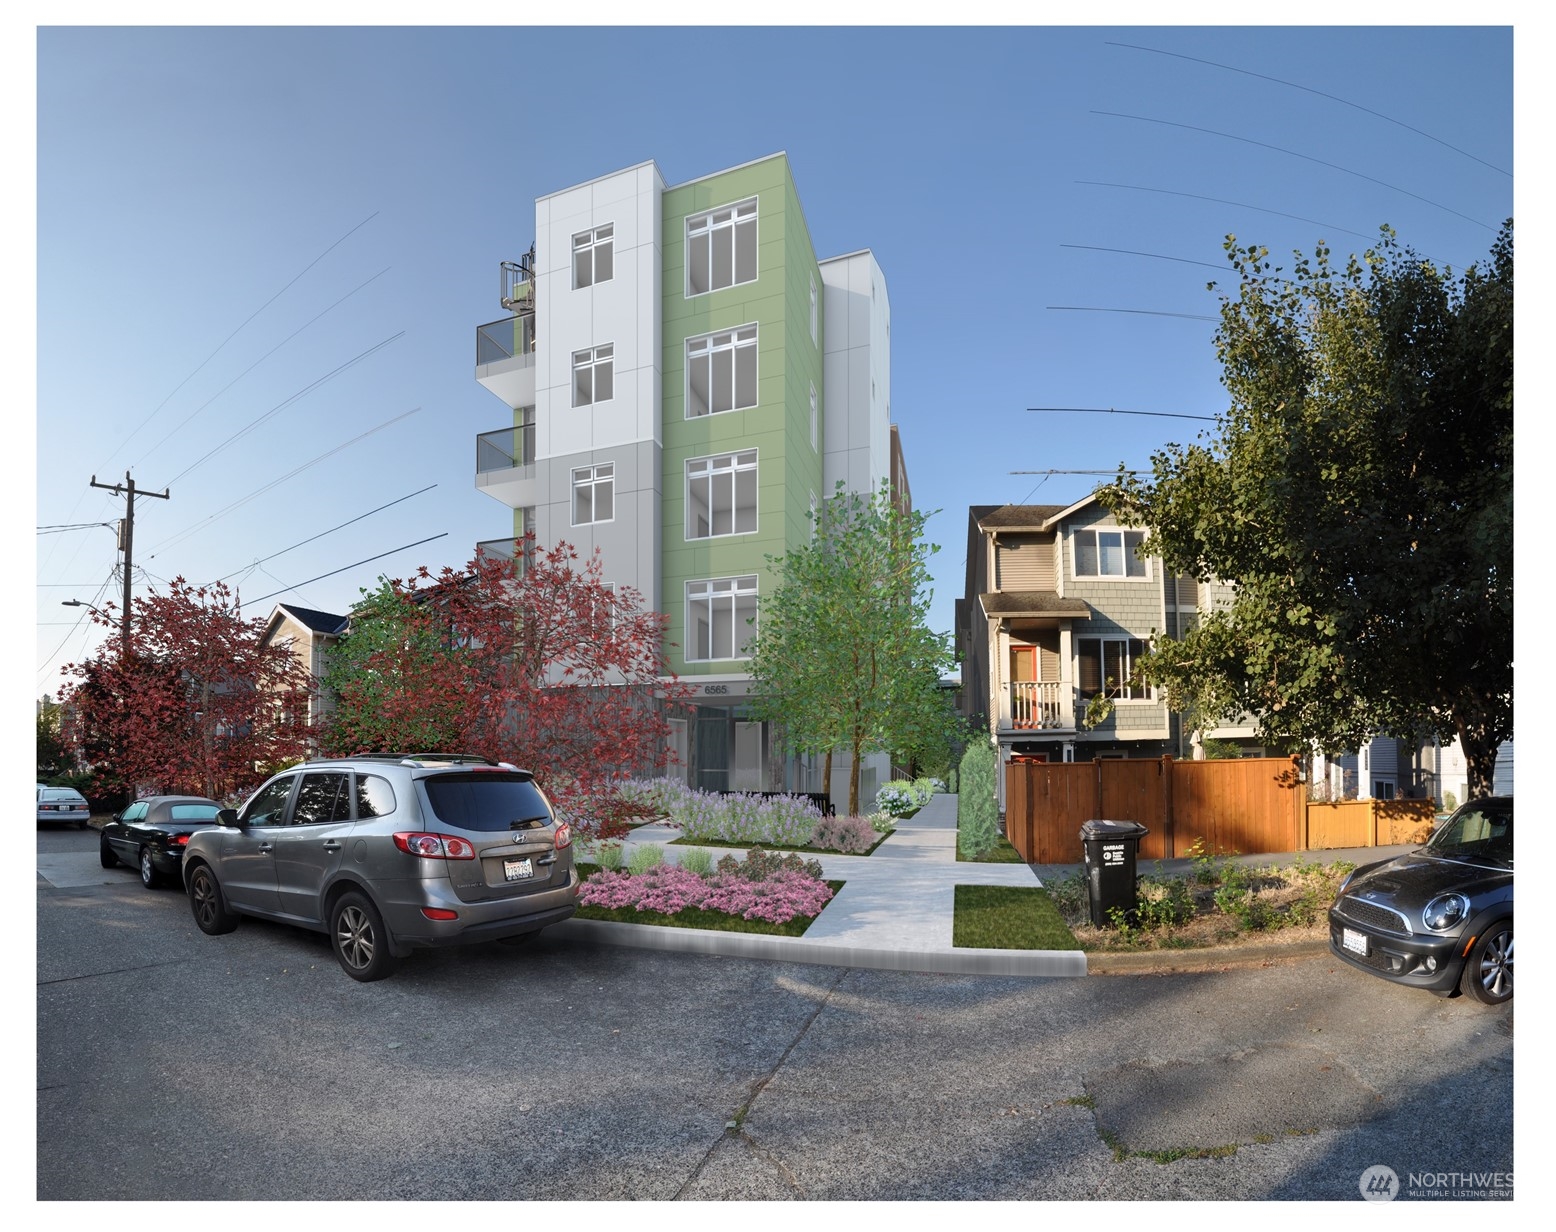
{"left": 956, "top": 740, "right": 999, "bottom": 859}
{"left": 747, "top": 482, "right": 953, "bottom": 816}
{"left": 36, "top": 697, "right": 75, "bottom": 781}
{"left": 1102, "top": 223, "right": 1512, "bottom": 795}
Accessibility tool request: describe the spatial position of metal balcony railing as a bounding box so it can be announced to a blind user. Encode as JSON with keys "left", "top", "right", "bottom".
{"left": 476, "top": 314, "right": 536, "bottom": 366}
{"left": 476, "top": 426, "right": 536, "bottom": 476}
{"left": 1010, "top": 681, "right": 1069, "bottom": 729}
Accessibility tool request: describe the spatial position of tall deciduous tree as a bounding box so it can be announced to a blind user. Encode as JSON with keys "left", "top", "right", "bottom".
{"left": 60, "top": 579, "right": 313, "bottom": 800}
{"left": 1102, "top": 223, "right": 1512, "bottom": 795}
{"left": 322, "top": 539, "right": 683, "bottom": 836}
{"left": 747, "top": 482, "right": 953, "bottom": 816}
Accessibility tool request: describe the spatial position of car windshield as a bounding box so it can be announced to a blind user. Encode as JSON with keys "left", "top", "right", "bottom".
{"left": 40, "top": 790, "right": 84, "bottom": 803}
{"left": 1426, "top": 802, "right": 1513, "bottom": 868}
{"left": 423, "top": 772, "right": 553, "bottom": 832}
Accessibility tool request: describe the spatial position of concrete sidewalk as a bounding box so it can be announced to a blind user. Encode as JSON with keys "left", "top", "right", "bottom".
{"left": 555, "top": 792, "right": 1417, "bottom": 980}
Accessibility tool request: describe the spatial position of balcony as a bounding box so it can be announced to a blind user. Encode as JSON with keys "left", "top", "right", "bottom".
{"left": 1004, "top": 681, "right": 1074, "bottom": 732}
{"left": 475, "top": 425, "right": 538, "bottom": 509}
{"left": 475, "top": 314, "right": 537, "bottom": 409}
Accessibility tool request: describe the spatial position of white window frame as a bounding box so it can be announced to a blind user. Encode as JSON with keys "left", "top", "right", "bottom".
{"left": 572, "top": 344, "right": 614, "bottom": 407}
{"left": 686, "top": 576, "right": 759, "bottom": 662}
{"left": 1077, "top": 636, "right": 1153, "bottom": 702}
{"left": 685, "top": 325, "right": 758, "bottom": 418}
{"left": 686, "top": 449, "right": 758, "bottom": 540}
{"left": 685, "top": 198, "right": 758, "bottom": 297}
{"left": 571, "top": 462, "right": 615, "bottom": 526}
{"left": 572, "top": 223, "right": 614, "bottom": 289}
{"left": 809, "top": 381, "right": 818, "bottom": 451}
{"left": 1073, "top": 528, "right": 1150, "bottom": 579}
{"left": 810, "top": 274, "right": 818, "bottom": 344}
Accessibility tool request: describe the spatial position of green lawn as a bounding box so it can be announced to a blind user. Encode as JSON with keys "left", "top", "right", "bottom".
{"left": 952, "top": 884, "right": 1082, "bottom": 950}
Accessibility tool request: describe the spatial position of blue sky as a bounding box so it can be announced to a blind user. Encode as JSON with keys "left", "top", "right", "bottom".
{"left": 29, "top": 21, "right": 1515, "bottom": 698}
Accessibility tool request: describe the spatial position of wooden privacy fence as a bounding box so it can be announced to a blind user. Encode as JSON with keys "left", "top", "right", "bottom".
{"left": 1005, "top": 756, "right": 1432, "bottom": 864}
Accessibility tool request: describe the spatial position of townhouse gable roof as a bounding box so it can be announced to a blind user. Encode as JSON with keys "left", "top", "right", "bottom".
{"left": 264, "top": 603, "right": 350, "bottom": 642}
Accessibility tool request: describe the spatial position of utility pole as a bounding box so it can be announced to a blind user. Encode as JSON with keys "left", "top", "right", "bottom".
{"left": 89, "top": 471, "right": 170, "bottom": 654}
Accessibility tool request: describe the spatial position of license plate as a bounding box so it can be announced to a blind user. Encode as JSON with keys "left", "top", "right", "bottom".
{"left": 1342, "top": 928, "right": 1369, "bottom": 956}
{"left": 504, "top": 857, "right": 534, "bottom": 883}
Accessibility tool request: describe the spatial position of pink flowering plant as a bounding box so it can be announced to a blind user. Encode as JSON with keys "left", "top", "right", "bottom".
{"left": 577, "top": 846, "right": 837, "bottom": 931}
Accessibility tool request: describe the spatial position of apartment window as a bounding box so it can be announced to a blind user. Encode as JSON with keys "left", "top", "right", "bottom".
{"left": 810, "top": 274, "right": 818, "bottom": 344}
{"left": 1078, "top": 637, "right": 1151, "bottom": 701}
{"left": 687, "top": 576, "right": 758, "bottom": 661}
{"left": 518, "top": 506, "right": 536, "bottom": 574}
{"left": 810, "top": 382, "right": 818, "bottom": 450}
{"left": 516, "top": 406, "right": 535, "bottom": 466}
{"left": 572, "top": 344, "right": 614, "bottom": 407}
{"left": 1074, "top": 528, "right": 1148, "bottom": 578}
{"left": 572, "top": 463, "right": 615, "bottom": 525}
{"left": 687, "top": 450, "right": 757, "bottom": 539}
{"left": 686, "top": 326, "right": 757, "bottom": 418}
{"left": 686, "top": 198, "right": 758, "bottom": 296}
{"left": 572, "top": 224, "right": 614, "bottom": 289}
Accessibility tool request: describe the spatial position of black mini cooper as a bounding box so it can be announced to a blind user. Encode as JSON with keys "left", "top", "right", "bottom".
{"left": 1328, "top": 797, "right": 1512, "bottom": 1004}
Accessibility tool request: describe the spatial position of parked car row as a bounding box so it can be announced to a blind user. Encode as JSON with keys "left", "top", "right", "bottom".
{"left": 37, "top": 785, "right": 91, "bottom": 829}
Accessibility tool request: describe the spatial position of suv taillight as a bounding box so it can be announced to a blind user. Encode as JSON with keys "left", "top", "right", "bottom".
{"left": 393, "top": 832, "right": 477, "bottom": 860}
{"left": 553, "top": 822, "right": 572, "bottom": 850}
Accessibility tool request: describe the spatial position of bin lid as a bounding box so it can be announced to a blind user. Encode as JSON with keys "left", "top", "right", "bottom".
{"left": 1079, "top": 819, "right": 1149, "bottom": 840}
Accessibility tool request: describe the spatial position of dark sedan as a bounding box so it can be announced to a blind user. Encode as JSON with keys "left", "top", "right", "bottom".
{"left": 100, "top": 796, "right": 225, "bottom": 889}
{"left": 1328, "top": 796, "right": 1512, "bottom": 1004}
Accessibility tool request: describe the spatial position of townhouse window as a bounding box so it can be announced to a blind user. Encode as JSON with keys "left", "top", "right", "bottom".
{"left": 686, "top": 450, "right": 757, "bottom": 539}
{"left": 686, "top": 325, "right": 757, "bottom": 418}
{"left": 572, "top": 224, "right": 614, "bottom": 289}
{"left": 687, "top": 576, "right": 758, "bottom": 661}
{"left": 517, "top": 506, "right": 536, "bottom": 575}
{"left": 686, "top": 198, "right": 757, "bottom": 296}
{"left": 516, "top": 406, "right": 536, "bottom": 466}
{"left": 810, "top": 381, "right": 818, "bottom": 450}
{"left": 1077, "top": 637, "right": 1151, "bottom": 701}
{"left": 572, "top": 344, "right": 614, "bottom": 407}
{"left": 810, "top": 274, "right": 818, "bottom": 344}
{"left": 572, "top": 463, "right": 614, "bottom": 525}
{"left": 1074, "top": 528, "right": 1148, "bottom": 578}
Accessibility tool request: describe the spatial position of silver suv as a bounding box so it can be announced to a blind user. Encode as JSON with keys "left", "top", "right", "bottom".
{"left": 182, "top": 753, "right": 578, "bottom": 981}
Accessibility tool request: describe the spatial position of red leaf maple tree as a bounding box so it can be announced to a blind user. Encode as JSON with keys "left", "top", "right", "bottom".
{"left": 322, "top": 538, "right": 688, "bottom": 838}
{"left": 60, "top": 579, "right": 313, "bottom": 801}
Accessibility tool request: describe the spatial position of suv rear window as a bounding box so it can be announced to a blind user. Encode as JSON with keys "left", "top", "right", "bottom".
{"left": 422, "top": 772, "right": 553, "bottom": 832}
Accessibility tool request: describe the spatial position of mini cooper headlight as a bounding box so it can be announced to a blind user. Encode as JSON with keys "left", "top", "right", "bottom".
{"left": 1422, "top": 893, "right": 1470, "bottom": 932}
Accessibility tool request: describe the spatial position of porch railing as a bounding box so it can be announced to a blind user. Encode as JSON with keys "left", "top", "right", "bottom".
{"left": 1009, "top": 680, "right": 1068, "bottom": 729}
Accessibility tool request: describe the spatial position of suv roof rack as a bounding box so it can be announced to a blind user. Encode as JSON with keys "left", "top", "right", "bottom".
{"left": 349, "top": 752, "right": 501, "bottom": 766}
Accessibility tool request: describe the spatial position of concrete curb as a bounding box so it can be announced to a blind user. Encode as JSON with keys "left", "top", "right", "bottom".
{"left": 552, "top": 917, "right": 1088, "bottom": 978}
{"left": 1084, "top": 936, "right": 1332, "bottom": 974}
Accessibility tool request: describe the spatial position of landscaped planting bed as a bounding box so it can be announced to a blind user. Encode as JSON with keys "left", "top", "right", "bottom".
{"left": 574, "top": 848, "right": 843, "bottom": 937}
{"left": 611, "top": 777, "right": 894, "bottom": 854}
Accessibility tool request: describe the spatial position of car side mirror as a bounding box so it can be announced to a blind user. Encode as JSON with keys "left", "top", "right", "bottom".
{"left": 217, "top": 808, "right": 241, "bottom": 828}
{"left": 111, "top": 812, "right": 122, "bottom": 823}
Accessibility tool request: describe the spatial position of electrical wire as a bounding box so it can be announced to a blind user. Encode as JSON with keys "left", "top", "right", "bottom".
{"left": 207, "top": 484, "right": 439, "bottom": 586}
{"left": 146, "top": 407, "right": 423, "bottom": 556}
{"left": 1092, "top": 111, "right": 1499, "bottom": 232}
{"left": 242, "top": 533, "right": 450, "bottom": 607}
{"left": 133, "top": 266, "right": 392, "bottom": 469}
{"left": 1046, "top": 306, "right": 1218, "bottom": 322}
{"left": 161, "top": 331, "right": 405, "bottom": 488}
{"left": 1105, "top": 41, "right": 1512, "bottom": 179}
{"left": 1076, "top": 181, "right": 1377, "bottom": 242}
{"left": 1060, "top": 243, "right": 1225, "bottom": 272}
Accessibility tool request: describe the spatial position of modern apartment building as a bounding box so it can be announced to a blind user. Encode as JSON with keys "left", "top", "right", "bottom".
{"left": 473, "top": 153, "right": 900, "bottom": 802}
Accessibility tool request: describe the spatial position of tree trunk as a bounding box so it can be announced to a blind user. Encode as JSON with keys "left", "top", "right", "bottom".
{"left": 849, "top": 727, "right": 863, "bottom": 817}
{"left": 1458, "top": 720, "right": 1504, "bottom": 799}
{"left": 823, "top": 748, "right": 833, "bottom": 808}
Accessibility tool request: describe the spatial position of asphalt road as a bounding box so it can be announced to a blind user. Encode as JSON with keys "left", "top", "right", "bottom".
{"left": 37, "top": 824, "right": 1513, "bottom": 1202}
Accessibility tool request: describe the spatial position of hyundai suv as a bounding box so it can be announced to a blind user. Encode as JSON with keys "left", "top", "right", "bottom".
{"left": 182, "top": 754, "right": 578, "bottom": 981}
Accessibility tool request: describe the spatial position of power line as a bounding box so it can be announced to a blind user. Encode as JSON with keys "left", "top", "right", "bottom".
{"left": 1046, "top": 306, "right": 1218, "bottom": 322}
{"left": 1010, "top": 469, "right": 1148, "bottom": 476}
{"left": 1060, "top": 243, "right": 1225, "bottom": 272}
{"left": 133, "top": 266, "right": 392, "bottom": 470}
{"left": 209, "top": 483, "right": 439, "bottom": 585}
{"left": 103, "top": 211, "right": 381, "bottom": 468}
{"left": 1027, "top": 406, "right": 1217, "bottom": 422}
{"left": 162, "top": 331, "right": 405, "bottom": 488}
{"left": 243, "top": 533, "right": 451, "bottom": 607}
{"left": 147, "top": 407, "right": 424, "bottom": 556}
{"left": 1093, "top": 111, "right": 1499, "bottom": 232}
{"left": 36, "top": 522, "right": 115, "bottom": 535}
{"left": 1077, "top": 181, "right": 1378, "bottom": 242}
{"left": 1105, "top": 40, "right": 1512, "bottom": 179}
